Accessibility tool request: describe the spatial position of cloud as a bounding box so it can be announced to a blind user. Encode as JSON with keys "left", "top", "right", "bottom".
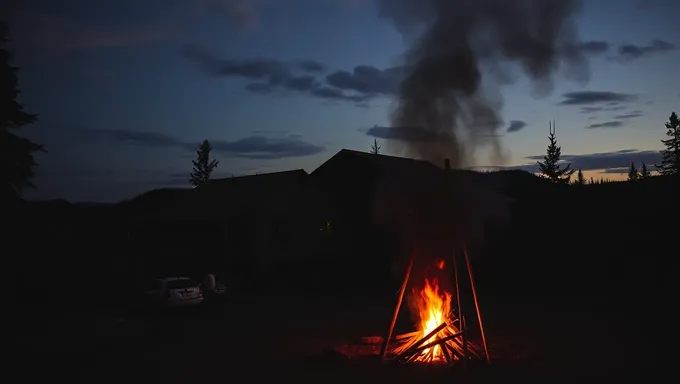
{"left": 210, "top": 135, "right": 324, "bottom": 159}
{"left": 506, "top": 120, "right": 527, "bottom": 133}
{"left": 80, "top": 128, "right": 324, "bottom": 159}
{"left": 506, "top": 149, "right": 661, "bottom": 173}
{"left": 615, "top": 40, "right": 677, "bottom": 62}
{"left": 558, "top": 91, "right": 638, "bottom": 106}
{"left": 185, "top": 37, "right": 674, "bottom": 106}
{"left": 183, "top": 46, "right": 406, "bottom": 105}
{"left": 579, "top": 105, "right": 627, "bottom": 114}
{"left": 614, "top": 110, "right": 644, "bottom": 119}
{"left": 565, "top": 39, "right": 677, "bottom": 62}
{"left": 325, "top": 65, "right": 403, "bottom": 96}
{"left": 586, "top": 121, "right": 625, "bottom": 129}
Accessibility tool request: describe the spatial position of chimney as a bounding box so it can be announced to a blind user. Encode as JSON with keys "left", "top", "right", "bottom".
{"left": 444, "top": 158, "right": 451, "bottom": 170}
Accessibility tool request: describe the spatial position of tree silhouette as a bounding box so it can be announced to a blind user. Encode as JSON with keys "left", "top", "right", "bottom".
{"left": 576, "top": 169, "right": 585, "bottom": 185}
{"left": 370, "top": 138, "right": 381, "bottom": 154}
{"left": 537, "top": 121, "right": 574, "bottom": 184}
{"left": 656, "top": 111, "right": 679, "bottom": 176}
{"left": 639, "top": 162, "right": 650, "bottom": 180}
{"left": 190, "top": 140, "right": 219, "bottom": 187}
{"left": 627, "top": 162, "right": 639, "bottom": 182}
{"left": 1, "top": 22, "right": 43, "bottom": 199}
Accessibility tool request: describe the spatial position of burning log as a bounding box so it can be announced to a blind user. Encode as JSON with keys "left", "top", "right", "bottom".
{"left": 396, "top": 322, "right": 448, "bottom": 360}
{"left": 372, "top": 251, "right": 491, "bottom": 367}
{"left": 395, "top": 331, "right": 420, "bottom": 340}
{"left": 441, "top": 339, "right": 452, "bottom": 364}
{"left": 399, "top": 329, "right": 467, "bottom": 363}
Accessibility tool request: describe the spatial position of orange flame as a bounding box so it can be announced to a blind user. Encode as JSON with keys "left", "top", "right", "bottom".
{"left": 412, "top": 277, "right": 452, "bottom": 362}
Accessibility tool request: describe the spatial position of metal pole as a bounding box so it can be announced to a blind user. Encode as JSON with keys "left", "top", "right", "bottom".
{"left": 380, "top": 250, "right": 416, "bottom": 360}
{"left": 463, "top": 247, "right": 490, "bottom": 364}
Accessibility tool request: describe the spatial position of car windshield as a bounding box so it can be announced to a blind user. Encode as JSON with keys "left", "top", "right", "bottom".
{"left": 167, "top": 279, "right": 198, "bottom": 289}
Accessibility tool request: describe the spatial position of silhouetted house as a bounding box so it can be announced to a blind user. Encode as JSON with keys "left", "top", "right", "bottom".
{"left": 123, "top": 171, "right": 329, "bottom": 284}
{"left": 310, "top": 149, "right": 514, "bottom": 262}
{"left": 191, "top": 170, "right": 329, "bottom": 270}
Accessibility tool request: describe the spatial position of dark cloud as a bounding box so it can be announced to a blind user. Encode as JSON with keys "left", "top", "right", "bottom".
{"left": 210, "top": 135, "right": 324, "bottom": 159}
{"left": 80, "top": 128, "right": 323, "bottom": 159}
{"left": 566, "top": 39, "right": 677, "bottom": 62}
{"left": 614, "top": 110, "right": 644, "bottom": 119}
{"left": 185, "top": 37, "right": 672, "bottom": 108}
{"left": 586, "top": 121, "right": 625, "bottom": 129}
{"left": 183, "top": 45, "right": 378, "bottom": 103}
{"left": 296, "top": 59, "right": 327, "bottom": 73}
{"left": 558, "top": 91, "right": 638, "bottom": 106}
{"left": 82, "top": 128, "right": 183, "bottom": 147}
{"left": 615, "top": 40, "right": 677, "bottom": 62}
{"left": 579, "top": 105, "right": 627, "bottom": 114}
{"left": 506, "top": 149, "right": 661, "bottom": 173}
{"left": 506, "top": 120, "right": 527, "bottom": 133}
{"left": 325, "top": 65, "right": 403, "bottom": 96}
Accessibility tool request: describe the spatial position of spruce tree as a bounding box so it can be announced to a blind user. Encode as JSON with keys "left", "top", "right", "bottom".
{"left": 639, "top": 162, "right": 650, "bottom": 180}
{"left": 576, "top": 169, "right": 585, "bottom": 185}
{"left": 1, "top": 22, "right": 43, "bottom": 199}
{"left": 656, "top": 112, "right": 679, "bottom": 176}
{"left": 370, "top": 138, "right": 381, "bottom": 154}
{"left": 190, "top": 139, "right": 219, "bottom": 187}
{"left": 537, "top": 121, "right": 575, "bottom": 183}
{"left": 627, "top": 162, "right": 639, "bottom": 181}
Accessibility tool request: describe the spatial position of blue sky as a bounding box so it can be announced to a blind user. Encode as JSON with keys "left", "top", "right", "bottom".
{"left": 5, "top": 0, "right": 679, "bottom": 202}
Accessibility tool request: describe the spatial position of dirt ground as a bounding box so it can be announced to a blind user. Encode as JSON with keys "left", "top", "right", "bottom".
{"left": 15, "top": 294, "right": 655, "bottom": 383}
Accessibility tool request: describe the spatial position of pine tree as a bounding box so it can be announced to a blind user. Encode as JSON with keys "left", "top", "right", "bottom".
{"left": 656, "top": 112, "right": 679, "bottom": 176}
{"left": 639, "top": 162, "right": 650, "bottom": 180}
{"left": 190, "top": 139, "right": 219, "bottom": 187}
{"left": 576, "top": 169, "right": 585, "bottom": 185}
{"left": 537, "top": 121, "right": 575, "bottom": 184}
{"left": 627, "top": 162, "right": 639, "bottom": 182}
{"left": 1, "top": 22, "right": 43, "bottom": 198}
{"left": 370, "top": 138, "right": 381, "bottom": 154}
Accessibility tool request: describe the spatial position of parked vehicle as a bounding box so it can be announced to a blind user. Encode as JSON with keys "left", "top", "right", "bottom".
{"left": 144, "top": 277, "right": 203, "bottom": 307}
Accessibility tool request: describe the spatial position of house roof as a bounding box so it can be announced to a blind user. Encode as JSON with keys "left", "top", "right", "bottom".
{"left": 311, "top": 149, "right": 443, "bottom": 180}
{"left": 312, "top": 148, "right": 515, "bottom": 205}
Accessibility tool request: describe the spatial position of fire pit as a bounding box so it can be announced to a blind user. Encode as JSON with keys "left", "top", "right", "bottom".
{"left": 329, "top": 247, "right": 491, "bottom": 367}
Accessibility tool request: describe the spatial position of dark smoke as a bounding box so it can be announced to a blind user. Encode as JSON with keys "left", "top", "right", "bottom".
{"left": 379, "top": 0, "right": 589, "bottom": 168}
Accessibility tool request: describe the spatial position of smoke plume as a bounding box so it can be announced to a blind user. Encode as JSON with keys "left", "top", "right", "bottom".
{"left": 378, "top": 0, "right": 589, "bottom": 168}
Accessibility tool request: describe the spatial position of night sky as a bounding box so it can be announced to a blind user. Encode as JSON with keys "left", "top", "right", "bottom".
{"left": 5, "top": 0, "right": 679, "bottom": 202}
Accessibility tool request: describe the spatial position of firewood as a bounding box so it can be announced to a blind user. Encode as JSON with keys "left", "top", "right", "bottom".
{"left": 396, "top": 322, "right": 447, "bottom": 360}
{"left": 441, "top": 339, "right": 452, "bottom": 364}
{"left": 407, "top": 331, "right": 464, "bottom": 357}
{"left": 446, "top": 342, "right": 465, "bottom": 360}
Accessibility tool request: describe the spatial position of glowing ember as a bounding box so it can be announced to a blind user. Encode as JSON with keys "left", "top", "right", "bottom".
{"left": 412, "top": 276, "right": 453, "bottom": 362}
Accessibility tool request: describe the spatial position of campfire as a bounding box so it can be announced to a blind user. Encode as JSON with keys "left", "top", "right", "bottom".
{"left": 376, "top": 248, "right": 490, "bottom": 366}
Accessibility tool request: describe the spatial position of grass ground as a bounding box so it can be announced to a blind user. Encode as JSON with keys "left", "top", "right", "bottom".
{"left": 16, "top": 292, "right": 654, "bottom": 383}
